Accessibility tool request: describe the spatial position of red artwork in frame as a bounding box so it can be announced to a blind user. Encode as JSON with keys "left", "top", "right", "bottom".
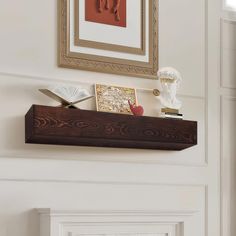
{"left": 85, "top": 0, "right": 127, "bottom": 28}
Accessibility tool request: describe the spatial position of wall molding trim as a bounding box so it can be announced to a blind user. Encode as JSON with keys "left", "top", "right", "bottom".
{"left": 0, "top": 178, "right": 207, "bottom": 189}
{"left": 0, "top": 152, "right": 208, "bottom": 167}
{"left": 220, "top": 95, "right": 236, "bottom": 236}
{"left": 37, "top": 208, "right": 198, "bottom": 217}
{"left": 220, "top": 19, "right": 236, "bottom": 90}
{"left": 0, "top": 70, "right": 205, "bottom": 100}
{"left": 0, "top": 157, "right": 208, "bottom": 185}
{"left": 37, "top": 209, "right": 199, "bottom": 236}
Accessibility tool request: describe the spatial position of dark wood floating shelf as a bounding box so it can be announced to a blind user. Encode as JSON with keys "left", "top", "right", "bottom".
{"left": 25, "top": 105, "right": 197, "bottom": 151}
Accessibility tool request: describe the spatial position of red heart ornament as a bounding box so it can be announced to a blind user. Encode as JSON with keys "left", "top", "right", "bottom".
{"left": 128, "top": 100, "right": 144, "bottom": 116}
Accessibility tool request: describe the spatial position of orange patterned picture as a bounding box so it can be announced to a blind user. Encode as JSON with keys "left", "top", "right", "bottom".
{"left": 85, "top": 0, "right": 127, "bottom": 27}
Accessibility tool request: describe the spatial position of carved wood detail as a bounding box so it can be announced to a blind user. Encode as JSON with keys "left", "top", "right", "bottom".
{"left": 25, "top": 105, "right": 197, "bottom": 150}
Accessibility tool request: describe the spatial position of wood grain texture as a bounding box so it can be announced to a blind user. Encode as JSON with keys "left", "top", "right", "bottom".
{"left": 25, "top": 105, "right": 197, "bottom": 150}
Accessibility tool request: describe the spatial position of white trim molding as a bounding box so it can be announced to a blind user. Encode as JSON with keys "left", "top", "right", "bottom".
{"left": 37, "top": 209, "right": 199, "bottom": 236}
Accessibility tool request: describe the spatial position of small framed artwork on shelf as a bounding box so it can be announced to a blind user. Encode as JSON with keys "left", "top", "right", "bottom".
{"left": 58, "top": 0, "right": 159, "bottom": 79}
{"left": 95, "top": 84, "right": 137, "bottom": 114}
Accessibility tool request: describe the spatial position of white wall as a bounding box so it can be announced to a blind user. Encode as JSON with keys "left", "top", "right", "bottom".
{"left": 221, "top": 17, "right": 236, "bottom": 236}
{"left": 0, "top": 0, "right": 221, "bottom": 236}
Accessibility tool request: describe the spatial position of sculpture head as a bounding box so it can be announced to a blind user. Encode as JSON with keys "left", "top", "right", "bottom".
{"left": 158, "top": 67, "right": 182, "bottom": 95}
{"left": 156, "top": 67, "right": 182, "bottom": 109}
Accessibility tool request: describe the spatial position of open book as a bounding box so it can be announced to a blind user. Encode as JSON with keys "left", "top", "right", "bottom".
{"left": 39, "top": 85, "right": 94, "bottom": 108}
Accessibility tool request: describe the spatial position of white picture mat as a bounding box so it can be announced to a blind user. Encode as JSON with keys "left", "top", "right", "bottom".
{"left": 79, "top": 0, "right": 141, "bottom": 48}
{"left": 70, "top": 0, "right": 149, "bottom": 63}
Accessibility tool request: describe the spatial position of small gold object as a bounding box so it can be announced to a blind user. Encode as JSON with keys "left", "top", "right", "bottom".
{"left": 160, "top": 77, "right": 175, "bottom": 83}
{"left": 161, "top": 108, "right": 179, "bottom": 114}
{"left": 153, "top": 89, "right": 160, "bottom": 96}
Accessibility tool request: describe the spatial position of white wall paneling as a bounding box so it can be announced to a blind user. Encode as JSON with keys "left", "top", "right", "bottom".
{"left": 0, "top": 0, "right": 221, "bottom": 235}
{"left": 220, "top": 96, "right": 236, "bottom": 236}
{"left": 159, "top": 0, "right": 207, "bottom": 98}
{"left": 220, "top": 4, "right": 236, "bottom": 234}
{"left": 221, "top": 20, "right": 236, "bottom": 89}
{"left": 0, "top": 0, "right": 209, "bottom": 166}
{"left": 0, "top": 181, "right": 206, "bottom": 236}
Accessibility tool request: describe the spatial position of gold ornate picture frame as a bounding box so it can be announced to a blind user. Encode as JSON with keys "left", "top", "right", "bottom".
{"left": 58, "top": 0, "right": 158, "bottom": 79}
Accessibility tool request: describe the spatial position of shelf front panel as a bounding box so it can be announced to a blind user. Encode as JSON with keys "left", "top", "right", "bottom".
{"left": 25, "top": 105, "right": 197, "bottom": 150}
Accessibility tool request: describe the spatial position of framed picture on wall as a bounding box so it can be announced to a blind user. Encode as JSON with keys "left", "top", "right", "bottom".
{"left": 58, "top": 0, "right": 158, "bottom": 79}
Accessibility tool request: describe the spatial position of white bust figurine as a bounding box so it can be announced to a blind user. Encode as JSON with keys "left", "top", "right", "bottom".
{"left": 154, "top": 67, "right": 182, "bottom": 110}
